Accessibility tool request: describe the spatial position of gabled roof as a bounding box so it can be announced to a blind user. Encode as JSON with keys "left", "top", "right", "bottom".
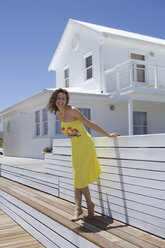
{"left": 74, "top": 20, "right": 165, "bottom": 45}
{"left": 48, "top": 19, "right": 165, "bottom": 71}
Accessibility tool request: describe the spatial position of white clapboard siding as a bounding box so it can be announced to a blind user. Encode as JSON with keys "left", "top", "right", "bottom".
{"left": 46, "top": 134, "right": 165, "bottom": 238}
{"left": 1, "top": 165, "right": 59, "bottom": 196}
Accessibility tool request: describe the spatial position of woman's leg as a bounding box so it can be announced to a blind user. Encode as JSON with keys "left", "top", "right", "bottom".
{"left": 81, "top": 186, "right": 95, "bottom": 218}
{"left": 71, "top": 187, "right": 83, "bottom": 221}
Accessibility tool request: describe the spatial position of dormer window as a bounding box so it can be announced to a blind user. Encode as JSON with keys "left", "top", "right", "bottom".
{"left": 64, "top": 67, "right": 69, "bottom": 87}
{"left": 85, "top": 54, "right": 93, "bottom": 80}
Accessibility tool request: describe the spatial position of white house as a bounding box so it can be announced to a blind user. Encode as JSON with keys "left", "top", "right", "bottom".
{"left": 1, "top": 19, "right": 165, "bottom": 158}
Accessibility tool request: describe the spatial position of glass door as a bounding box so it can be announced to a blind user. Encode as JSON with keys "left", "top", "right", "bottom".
{"left": 131, "top": 53, "right": 146, "bottom": 83}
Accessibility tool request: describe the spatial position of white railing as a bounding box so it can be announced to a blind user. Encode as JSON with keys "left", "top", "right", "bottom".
{"left": 44, "top": 134, "right": 165, "bottom": 239}
{"left": 104, "top": 59, "right": 165, "bottom": 93}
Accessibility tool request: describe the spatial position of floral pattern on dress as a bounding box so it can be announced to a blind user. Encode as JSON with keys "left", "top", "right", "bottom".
{"left": 61, "top": 126, "right": 81, "bottom": 138}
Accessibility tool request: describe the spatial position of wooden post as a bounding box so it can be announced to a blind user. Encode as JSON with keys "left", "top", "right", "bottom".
{"left": 128, "top": 98, "right": 133, "bottom": 135}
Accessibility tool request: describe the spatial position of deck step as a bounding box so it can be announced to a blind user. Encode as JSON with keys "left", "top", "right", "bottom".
{"left": 0, "top": 209, "right": 44, "bottom": 247}
{"left": 0, "top": 177, "right": 165, "bottom": 248}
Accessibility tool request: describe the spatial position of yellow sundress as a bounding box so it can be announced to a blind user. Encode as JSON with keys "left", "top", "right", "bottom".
{"left": 61, "top": 119, "right": 101, "bottom": 189}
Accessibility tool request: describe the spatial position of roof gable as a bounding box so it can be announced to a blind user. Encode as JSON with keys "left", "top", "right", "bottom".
{"left": 48, "top": 19, "right": 165, "bottom": 71}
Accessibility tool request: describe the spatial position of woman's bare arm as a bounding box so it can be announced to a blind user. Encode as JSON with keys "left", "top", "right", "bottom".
{"left": 73, "top": 108, "right": 120, "bottom": 137}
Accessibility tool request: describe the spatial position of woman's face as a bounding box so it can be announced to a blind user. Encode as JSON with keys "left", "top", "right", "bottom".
{"left": 56, "top": 92, "right": 67, "bottom": 110}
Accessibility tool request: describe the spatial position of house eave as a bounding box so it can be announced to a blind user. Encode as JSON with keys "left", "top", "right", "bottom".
{"left": 0, "top": 88, "right": 109, "bottom": 117}
{"left": 0, "top": 89, "right": 53, "bottom": 117}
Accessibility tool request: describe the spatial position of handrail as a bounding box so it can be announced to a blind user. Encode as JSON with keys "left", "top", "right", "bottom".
{"left": 104, "top": 59, "right": 165, "bottom": 75}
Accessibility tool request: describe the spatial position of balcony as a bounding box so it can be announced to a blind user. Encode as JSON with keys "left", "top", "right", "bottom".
{"left": 104, "top": 59, "right": 165, "bottom": 94}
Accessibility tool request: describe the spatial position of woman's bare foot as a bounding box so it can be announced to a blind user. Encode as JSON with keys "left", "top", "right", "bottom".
{"left": 70, "top": 208, "right": 83, "bottom": 221}
{"left": 85, "top": 202, "right": 95, "bottom": 219}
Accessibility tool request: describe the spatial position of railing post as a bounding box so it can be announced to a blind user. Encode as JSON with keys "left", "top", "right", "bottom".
{"left": 133, "top": 61, "right": 137, "bottom": 84}
{"left": 129, "top": 62, "right": 133, "bottom": 87}
{"left": 154, "top": 66, "right": 158, "bottom": 89}
{"left": 128, "top": 98, "right": 133, "bottom": 135}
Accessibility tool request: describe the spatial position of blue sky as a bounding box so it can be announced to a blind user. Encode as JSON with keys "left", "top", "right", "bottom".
{"left": 0, "top": 0, "right": 165, "bottom": 111}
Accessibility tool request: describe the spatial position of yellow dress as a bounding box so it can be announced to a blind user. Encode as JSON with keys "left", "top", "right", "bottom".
{"left": 61, "top": 120, "right": 101, "bottom": 189}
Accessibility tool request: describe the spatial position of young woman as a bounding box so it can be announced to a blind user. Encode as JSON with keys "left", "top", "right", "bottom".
{"left": 47, "top": 88, "right": 120, "bottom": 221}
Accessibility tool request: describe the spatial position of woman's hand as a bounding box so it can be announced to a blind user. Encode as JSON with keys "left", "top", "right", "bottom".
{"left": 108, "top": 133, "right": 120, "bottom": 137}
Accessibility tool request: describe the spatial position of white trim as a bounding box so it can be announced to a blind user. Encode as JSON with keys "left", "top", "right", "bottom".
{"left": 133, "top": 107, "right": 150, "bottom": 134}
{"left": 83, "top": 52, "right": 93, "bottom": 82}
{"left": 128, "top": 98, "right": 133, "bottom": 135}
{"left": 129, "top": 50, "right": 148, "bottom": 85}
{"left": 63, "top": 65, "right": 70, "bottom": 88}
{"left": 133, "top": 110, "right": 149, "bottom": 135}
{"left": 33, "top": 108, "right": 49, "bottom": 138}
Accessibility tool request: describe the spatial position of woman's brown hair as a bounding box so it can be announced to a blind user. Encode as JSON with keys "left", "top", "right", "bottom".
{"left": 47, "top": 88, "right": 69, "bottom": 114}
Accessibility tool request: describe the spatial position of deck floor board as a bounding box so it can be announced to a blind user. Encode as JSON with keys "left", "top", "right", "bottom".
{"left": 0, "top": 210, "right": 44, "bottom": 248}
{"left": 0, "top": 177, "right": 165, "bottom": 248}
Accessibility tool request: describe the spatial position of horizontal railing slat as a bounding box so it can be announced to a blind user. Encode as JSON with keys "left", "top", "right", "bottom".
{"left": 53, "top": 134, "right": 165, "bottom": 148}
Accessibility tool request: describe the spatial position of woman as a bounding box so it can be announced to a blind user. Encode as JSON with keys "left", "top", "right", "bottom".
{"left": 47, "top": 88, "right": 120, "bottom": 221}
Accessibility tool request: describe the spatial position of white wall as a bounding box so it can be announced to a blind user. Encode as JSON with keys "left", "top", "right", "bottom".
{"left": 134, "top": 101, "right": 165, "bottom": 134}
{"left": 2, "top": 92, "right": 53, "bottom": 159}
{"left": 3, "top": 107, "right": 51, "bottom": 159}
{"left": 56, "top": 25, "right": 102, "bottom": 93}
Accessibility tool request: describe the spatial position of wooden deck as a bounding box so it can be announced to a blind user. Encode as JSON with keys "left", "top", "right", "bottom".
{"left": 0, "top": 209, "right": 44, "bottom": 247}
{"left": 0, "top": 177, "right": 165, "bottom": 248}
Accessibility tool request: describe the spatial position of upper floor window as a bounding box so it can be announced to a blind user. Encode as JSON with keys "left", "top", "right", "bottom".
{"left": 85, "top": 55, "right": 93, "bottom": 80}
{"left": 42, "top": 109, "right": 48, "bottom": 135}
{"left": 35, "top": 111, "right": 40, "bottom": 136}
{"left": 133, "top": 111, "right": 148, "bottom": 135}
{"left": 64, "top": 67, "right": 69, "bottom": 87}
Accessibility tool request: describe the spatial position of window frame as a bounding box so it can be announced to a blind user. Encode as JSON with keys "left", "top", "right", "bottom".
{"left": 35, "top": 110, "right": 40, "bottom": 137}
{"left": 34, "top": 109, "right": 49, "bottom": 138}
{"left": 63, "top": 66, "right": 69, "bottom": 88}
{"left": 129, "top": 50, "right": 147, "bottom": 84}
{"left": 133, "top": 111, "right": 149, "bottom": 135}
{"left": 84, "top": 52, "right": 93, "bottom": 82}
{"left": 42, "top": 109, "right": 48, "bottom": 136}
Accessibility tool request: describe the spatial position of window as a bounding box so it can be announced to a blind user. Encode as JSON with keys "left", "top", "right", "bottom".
{"left": 79, "top": 108, "right": 91, "bottom": 133}
{"left": 35, "top": 111, "right": 40, "bottom": 136}
{"left": 133, "top": 111, "right": 148, "bottom": 135}
{"left": 131, "top": 53, "right": 145, "bottom": 83}
{"left": 85, "top": 55, "right": 93, "bottom": 80}
{"left": 55, "top": 108, "right": 91, "bottom": 135}
{"left": 64, "top": 68, "right": 69, "bottom": 87}
{"left": 7, "top": 121, "right": 10, "bottom": 133}
{"left": 55, "top": 115, "right": 62, "bottom": 135}
{"left": 42, "top": 109, "right": 48, "bottom": 135}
